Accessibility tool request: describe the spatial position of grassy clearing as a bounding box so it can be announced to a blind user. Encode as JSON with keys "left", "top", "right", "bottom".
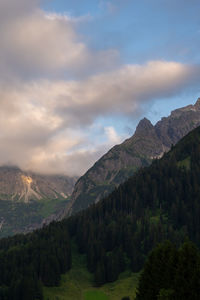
{"left": 84, "top": 290, "right": 109, "bottom": 300}
{"left": 101, "top": 271, "right": 139, "bottom": 300}
{"left": 177, "top": 157, "right": 191, "bottom": 170}
{"left": 44, "top": 243, "right": 139, "bottom": 300}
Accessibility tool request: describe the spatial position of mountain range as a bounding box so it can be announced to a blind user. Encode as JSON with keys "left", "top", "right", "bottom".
{"left": 64, "top": 97, "right": 200, "bottom": 216}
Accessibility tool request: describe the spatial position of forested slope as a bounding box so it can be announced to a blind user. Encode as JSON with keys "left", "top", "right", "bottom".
{"left": 67, "top": 125, "right": 200, "bottom": 285}
{"left": 1, "top": 125, "right": 200, "bottom": 299}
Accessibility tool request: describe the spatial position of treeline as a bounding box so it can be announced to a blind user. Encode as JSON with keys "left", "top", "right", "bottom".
{"left": 136, "top": 240, "right": 200, "bottom": 299}
{"left": 0, "top": 221, "right": 71, "bottom": 299}
{"left": 1, "top": 126, "right": 200, "bottom": 298}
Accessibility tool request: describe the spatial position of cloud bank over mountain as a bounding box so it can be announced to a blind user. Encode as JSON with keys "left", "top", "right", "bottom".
{"left": 0, "top": 0, "right": 200, "bottom": 175}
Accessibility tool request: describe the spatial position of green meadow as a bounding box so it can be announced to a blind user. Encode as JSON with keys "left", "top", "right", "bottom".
{"left": 44, "top": 243, "right": 139, "bottom": 300}
{"left": 84, "top": 290, "right": 109, "bottom": 300}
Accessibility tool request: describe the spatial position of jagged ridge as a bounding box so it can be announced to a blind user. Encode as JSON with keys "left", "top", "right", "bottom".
{"left": 64, "top": 98, "right": 200, "bottom": 216}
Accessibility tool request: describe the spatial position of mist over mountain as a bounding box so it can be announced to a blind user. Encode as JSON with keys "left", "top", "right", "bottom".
{"left": 0, "top": 166, "right": 77, "bottom": 203}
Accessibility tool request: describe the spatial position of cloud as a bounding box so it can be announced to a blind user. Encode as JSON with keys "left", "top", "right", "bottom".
{"left": 0, "top": 61, "right": 199, "bottom": 175}
{"left": 0, "top": 0, "right": 119, "bottom": 79}
{"left": 50, "top": 61, "right": 200, "bottom": 123}
{"left": 0, "top": 1, "right": 200, "bottom": 176}
{"left": 104, "top": 127, "right": 121, "bottom": 144}
{"left": 0, "top": 0, "right": 39, "bottom": 19}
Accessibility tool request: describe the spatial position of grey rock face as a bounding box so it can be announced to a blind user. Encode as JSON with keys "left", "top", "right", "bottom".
{"left": 0, "top": 166, "right": 77, "bottom": 202}
{"left": 63, "top": 98, "right": 200, "bottom": 217}
{"left": 0, "top": 167, "right": 78, "bottom": 237}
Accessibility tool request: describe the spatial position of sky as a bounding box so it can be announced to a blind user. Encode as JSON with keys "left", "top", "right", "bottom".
{"left": 0, "top": 0, "right": 200, "bottom": 176}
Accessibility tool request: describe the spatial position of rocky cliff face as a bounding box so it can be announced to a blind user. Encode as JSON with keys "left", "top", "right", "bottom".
{"left": 64, "top": 98, "right": 200, "bottom": 216}
{"left": 0, "top": 166, "right": 77, "bottom": 202}
{"left": 0, "top": 167, "right": 78, "bottom": 237}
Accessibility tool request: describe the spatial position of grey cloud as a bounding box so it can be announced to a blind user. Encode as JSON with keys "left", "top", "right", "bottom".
{"left": 0, "top": 2, "right": 119, "bottom": 79}
{"left": 54, "top": 61, "right": 200, "bottom": 125}
{"left": 0, "top": 1, "right": 200, "bottom": 176}
{"left": 0, "top": 0, "right": 39, "bottom": 18}
{"left": 0, "top": 61, "right": 199, "bottom": 175}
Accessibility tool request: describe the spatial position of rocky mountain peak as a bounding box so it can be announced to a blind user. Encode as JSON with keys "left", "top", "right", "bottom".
{"left": 135, "top": 117, "right": 153, "bottom": 135}
{"left": 165, "top": 97, "right": 200, "bottom": 119}
{"left": 62, "top": 97, "right": 200, "bottom": 218}
{"left": 194, "top": 97, "right": 200, "bottom": 108}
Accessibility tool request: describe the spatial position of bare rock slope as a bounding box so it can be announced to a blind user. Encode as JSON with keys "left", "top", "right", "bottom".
{"left": 0, "top": 166, "right": 77, "bottom": 202}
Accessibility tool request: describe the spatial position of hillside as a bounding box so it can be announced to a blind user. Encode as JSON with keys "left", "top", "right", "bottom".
{"left": 1, "top": 124, "right": 200, "bottom": 299}
{"left": 65, "top": 97, "right": 200, "bottom": 216}
{"left": 0, "top": 166, "right": 77, "bottom": 237}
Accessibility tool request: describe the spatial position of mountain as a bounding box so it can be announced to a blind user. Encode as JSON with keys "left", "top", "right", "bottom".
{"left": 0, "top": 166, "right": 76, "bottom": 202}
{"left": 1, "top": 123, "right": 200, "bottom": 299}
{"left": 0, "top": 166, "right": 77, "bottom": 237}
{"left": 64, "top": 97, "right": 200, "bottom": 216}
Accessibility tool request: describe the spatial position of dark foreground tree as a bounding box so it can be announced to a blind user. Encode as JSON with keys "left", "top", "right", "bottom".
{"left": 136, "top": 241, "right": 200, "bottom": 300}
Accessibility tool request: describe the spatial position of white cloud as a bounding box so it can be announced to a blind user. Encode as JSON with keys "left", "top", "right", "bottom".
{"left": 0, "top": 61, "right": 199, "bottom": 175}
{"left": 0, "top": 1, "right": 119, "bottom": 78}
{"left": 0, "top": 1, "right": 200, "bottom": 176}
{"left": 104, "top": 127, "right": 121, "bottom": 144}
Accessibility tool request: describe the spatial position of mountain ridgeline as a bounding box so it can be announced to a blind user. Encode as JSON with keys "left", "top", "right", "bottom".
{"left": 1, "top": 124, "right": 200, "bottom": 299}
{"left": 65, "top": 98, "right": 200, "bottom": 216}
